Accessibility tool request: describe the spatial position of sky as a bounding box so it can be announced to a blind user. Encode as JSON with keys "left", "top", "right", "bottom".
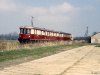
{"left": 0, "top": 0, "right": 100, "bottom": 36}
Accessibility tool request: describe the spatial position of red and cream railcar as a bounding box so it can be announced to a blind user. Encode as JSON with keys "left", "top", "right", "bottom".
{"left": 18, "top": 26, "right": 72, "bottom": 43}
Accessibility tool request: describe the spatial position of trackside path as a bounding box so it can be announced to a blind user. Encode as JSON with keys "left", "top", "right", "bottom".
{"left": 0, "top": 46, "right": 96, "bottom": 75}
{"left": 63, "top": 47, "right": 100, "bottom": 75}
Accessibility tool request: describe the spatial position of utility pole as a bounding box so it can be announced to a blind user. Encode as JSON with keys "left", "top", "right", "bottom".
{"left": 31, "top": 16, "right": 34, "bottom": 27}
{"left": 84, "top": 26, "right": 88, "bottom": 37}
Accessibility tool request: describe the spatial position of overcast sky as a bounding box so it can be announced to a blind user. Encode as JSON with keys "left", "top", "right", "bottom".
{"left": 0, "top": 0, "right": 100, "bottom": 36}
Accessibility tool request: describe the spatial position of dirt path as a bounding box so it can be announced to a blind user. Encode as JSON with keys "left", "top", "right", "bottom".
{"left": 62, "top": 47, "right": 100, "bottom": 75}
{"left": 0, "top": 45, "right": 99, "bottom": 75}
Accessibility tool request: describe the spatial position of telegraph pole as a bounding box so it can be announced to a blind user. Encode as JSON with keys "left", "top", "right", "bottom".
{"left": 84, "top": 26, "right": 89, "bottom": 37}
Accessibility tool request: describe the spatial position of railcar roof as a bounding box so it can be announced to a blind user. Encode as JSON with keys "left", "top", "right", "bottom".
{"left": 20, "top": 26, "right": 71, "bottom": 35}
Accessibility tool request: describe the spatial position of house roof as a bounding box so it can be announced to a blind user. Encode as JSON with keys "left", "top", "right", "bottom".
{"left": 91, "top": 32, "right": 100, "bottom": 38}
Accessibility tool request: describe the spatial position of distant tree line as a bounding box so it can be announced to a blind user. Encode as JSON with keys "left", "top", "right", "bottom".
{"left": 74, "top": 36, "right": 91, "bottom": 43}
{"left": 73, "top": 32, "right": 99, "bottom": 43}
{"left": 0, "top": 32, "right": 18, "bottom": 40}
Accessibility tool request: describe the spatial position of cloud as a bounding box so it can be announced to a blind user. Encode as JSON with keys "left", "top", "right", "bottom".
{"left": 38, "top": 15, "right": 71, "bottom": 25}
{"left": 0, "top": 0, "right": 17, "bottom": 12}
{"left": 24, "top": 2, "right": 77, "bottom": 27}
{"left": 49, "top": 2, "right": 75, "bottom": 15}
{"left": 25, "top": 7, "right": 49, "bottom": 16}
{"left": 0, "top": 0, "right": 98, "bottom": 36}
{"left": 79, "top": 5, "right": 96, "bottom": 12}
{"left": 25, "top": 2, "right": 76, "bottom": 16}
{"left": 0, "top": 0, "right": 77, "bottom": 24}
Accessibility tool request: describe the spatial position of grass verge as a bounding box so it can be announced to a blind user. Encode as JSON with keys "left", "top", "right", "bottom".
{"left": 0, "top": 44, "right": 84, "bottom": 62}
{"left": 95, "top": 44, "right": 100, "bottom": 47}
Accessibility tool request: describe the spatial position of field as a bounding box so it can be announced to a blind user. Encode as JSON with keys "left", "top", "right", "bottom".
{"left": 1, "top": 45, "right": 100, "bottom": 75}
{"left": 0, "top": 40, "right": 85, "bottom": 68}
{"left": 0, "top": 40, "right": 75, "bottom": 51}
{"left": 0, "top": 44, "right": 84, "bottom": 62}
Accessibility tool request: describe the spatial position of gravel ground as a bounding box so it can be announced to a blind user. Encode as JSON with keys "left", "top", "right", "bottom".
{"left": 0, "top": 45, "right": 99, "bottom": 75}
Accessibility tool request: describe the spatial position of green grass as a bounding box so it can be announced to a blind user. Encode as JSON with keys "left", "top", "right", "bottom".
{"left": 95, "top": 44, "right": 100, "bottom": 47}
{"left": 0, "top": 44, "right": 84, "bottom": 62}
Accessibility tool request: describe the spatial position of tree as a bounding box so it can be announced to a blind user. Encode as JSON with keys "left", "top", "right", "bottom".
{"left": 0, "top": 32, "right": 18, "bottom": 40}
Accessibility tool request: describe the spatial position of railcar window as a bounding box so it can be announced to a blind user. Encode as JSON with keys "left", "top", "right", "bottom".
{"left": 23, "top": 29, "right": 26, "bottom": 34}
{"left": 20, "top": 29, "right": 31, "bottom": 34}
{"left": 27, "top": 29, "right": 31, "bottom": 34}
{"left": 20, "top": 29, "right": 24, "bottom": 34}
{"left": 61, "top": 34, "right": 63, "bottom": 37}
{"left": 20, "top": 29, "right": 23, "bottom": 34}
{"left": 34, "top": 29, "right": 37, "bottom": 34}
{"left": 67, "top": 35, "right": 70, "bottom": 37}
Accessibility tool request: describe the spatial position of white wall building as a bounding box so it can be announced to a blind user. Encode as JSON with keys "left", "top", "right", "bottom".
{"left": 91, "top": 32, "right": 100, "bottom": 43}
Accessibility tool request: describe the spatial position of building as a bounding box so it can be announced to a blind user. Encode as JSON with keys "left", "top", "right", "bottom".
{"left": 91, "top": 32, "right": 100, "bottom": 43}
